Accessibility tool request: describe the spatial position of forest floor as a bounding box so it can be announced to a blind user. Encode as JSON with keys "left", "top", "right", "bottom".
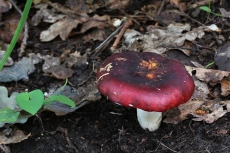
{"left": 1, "top": 0, "right": 230, "bottom": 153}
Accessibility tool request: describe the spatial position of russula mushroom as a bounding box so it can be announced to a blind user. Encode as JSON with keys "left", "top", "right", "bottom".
{"left": 97, "top": 51, "right": 194, "bottom": 131}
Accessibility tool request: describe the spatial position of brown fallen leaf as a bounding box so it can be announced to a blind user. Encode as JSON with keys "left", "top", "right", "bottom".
{"left": 191, "top": 104, "right": 227, "bottom": 123}
{"left": 80, "top": 15, "right": 110, "bottom": 33}
{"left": 163, "top": 99, "right": 203, "bottom": 124}
{"left": 122, "top": 23, "right": 205, "bottom": 55}
{"left": 40, "top": 17, "right": 82, "bottom": 42}
{"left": 0, "top": 130, "right": 30, "bottom": 144}
{"left": 219, "top": 78, "right": 230, "bottom": 96}
{"left": 82, "top": 29, "right": 107, "bottom": 42}
{"left": 44, "top": 65, "right": 74, "bottom": 80}
{"left": 156, "top": 10, "right": 181, "bottom": 25}
{"left": 108, "top": 0, "right": 130, "bottom": 10}
{"left": 65, "top": 51, "right": 88, "bottom": 68}
{"left": 31, "top": 3, "right": 66, "bottom": 26}
{"left": 0, "top": 12, "right": 23, "bottom": 43}
{"left": 185, "top": 66, "right": 230, "bottom": 83}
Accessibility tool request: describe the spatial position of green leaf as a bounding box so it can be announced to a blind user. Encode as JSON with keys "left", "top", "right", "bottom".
{"left": 16, "top": 89, "right": 44, "bottom": 115}
{"left": 199, "top": 6, "right": 212, "bottom": 13}
{"left": 44, "top": 95, "right": 75, "bottom": 107}
{"left": 0, "top": 108, "right": 20, "bottom": 123}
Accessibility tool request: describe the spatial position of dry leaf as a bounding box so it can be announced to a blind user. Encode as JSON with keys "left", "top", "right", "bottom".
{"left": 108, "top": 0, "right": 130, "bottom": 10}
{"left": 40, "top": 18, "right": 82, "bottom": 42}
{"left": 80, "top": 15, "right": 110, "bottom": 33}
{"left": 42, "top": 55, "right": 60, "bottom": 71}
{"left": 44, "top": 84, "right": 101, "bottom": 115}
{"left": 185, "top": 66, "right": 230, "bottom": 83}
{"left": 44, "top": 65, "right": 74, "bottom": 80}
{"left": 163, "top": 100, "right": 203, "bottom": 124}
{"left": 122, "top": 23, "right": 205, "bottom": 55}
{"left": 0, "top": 12, "right": 23, "bottom": 43}
{"left": 191, "top": 104, "right": 227, "bottom": 123}
{"left": 219, "top": 78, "right": 230, "bottom": 96}
{"left": 82, "top": 29, "right": 107, "bottom": 42}
{"left": 0, "top": 130, "right": 30, "bottom": 144}
{"left": 31, "top": 3, "right": 65, "bottom": 26}
{"left": 65, "top": 51, "right": 88, "bottom": 68}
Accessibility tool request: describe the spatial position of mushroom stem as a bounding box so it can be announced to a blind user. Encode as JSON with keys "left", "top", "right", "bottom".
{"left": 137, "top": 108, "right": 162, "bottom": 132}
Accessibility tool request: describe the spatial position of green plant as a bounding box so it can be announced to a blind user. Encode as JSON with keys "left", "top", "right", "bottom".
{"left": 205, "top": 61, "right": 215, "bottom": 68}
{"left": 0, "top": 0, "right": 32, "bottom": 70}
{"left": 0, "top": 79, "right": 75, "bottom": 125}
{"left": 199, "top": 6, "right": 222, "bottom": 17}
{"left": 16, "top": 79, "right": 75, "bottom": 115}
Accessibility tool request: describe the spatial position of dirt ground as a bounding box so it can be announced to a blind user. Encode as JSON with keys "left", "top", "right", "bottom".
{"left": 5, "top": 101, "right": 230, "bottom": 153}
{"left": 1, "top": 0, "right": 230, "bottom": 153}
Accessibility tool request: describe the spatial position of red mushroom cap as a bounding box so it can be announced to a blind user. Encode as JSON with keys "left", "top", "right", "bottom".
{"left": 97, "top": 51, "right": 194, "bottom": 112}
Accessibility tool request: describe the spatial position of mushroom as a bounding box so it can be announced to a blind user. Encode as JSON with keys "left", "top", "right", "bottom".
{"left": 96, "top": 51, "right": 194, "bottom": 132}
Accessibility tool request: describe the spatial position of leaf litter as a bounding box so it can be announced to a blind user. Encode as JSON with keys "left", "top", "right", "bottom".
{"left": 1, "top": 0, "right": 230, "bottom": 150}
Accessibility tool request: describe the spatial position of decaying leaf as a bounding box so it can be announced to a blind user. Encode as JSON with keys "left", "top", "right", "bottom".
{"left": 219, "top": 8, "right": 230, "bottom": 18}
{"left": 82, "top": 29, "right": 107, "bottom": 42}
{"left": 186, "top": 65, "right": 230, "bottom": 83}
{"left": 0, "top": 12, "right": 24, "bottom": 43}
{"left": 32, "top": 1, "right": 111, "bottom": 42}
{"left": 44, "top": 84, "right": 101, "bottom": 115}
{"left": 156, "top": 10, "right": 181, "bottom": 25}
{"left": 80, "top": 15, "right": 110, "bottom": 33}
{"left": 40, "top": 17, "right": 82, "bottom": 42}
{"left": 108, "top": 0, "right": 131, "bottom": 10}
{"left": 0, "top": 86, "right": 18, "bottom": 110}
{"left": 186, "top": 66, "right": 230, "bottom": 97}
{"left": 31, "top": 3, "right": 65, "bottom": 26}
{"left": 122, "top": 23, "right": 205, "bottom": 55}
{"left": 191, "top": 103, "right": 227, "bottom": 123}
{"left": 193, "top": 78, "right": 209, "bottom": 99}
{"left": 65, "top": 51, "right": 88, "bottom": 68}
{"left": 44, "top": 65, "right": 74, "bottom": 80}
{"left": 163, "top": 100, "right": 203, "bottom": 124}
{"left": 219, "top": 78, "right": 230, "bottom": 96}
{"left": 0, "top": 129, "right": 30, "bottom": 144}
{"left": 0, "top": 86, "right": 30, "bottom": 128}
{"left": 42, "top": 55, "right": 60, "bottom": 72}
{"left": 0, "top": 57, "right": 35, "bottom": 82}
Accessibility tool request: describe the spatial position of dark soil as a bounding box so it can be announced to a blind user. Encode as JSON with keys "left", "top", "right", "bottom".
{"left": 1, "top": 0, "right": 230, "bottom": 153}
{"left": 6, "top": 101, "right": 230, "bottom": 153}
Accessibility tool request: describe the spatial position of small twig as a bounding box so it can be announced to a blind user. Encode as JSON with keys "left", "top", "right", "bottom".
{"left": 90, "top": 24, "right": 123, "bottom": 59}
{"left": 57, "top": 127, "right": 79, "bottom": 153}
{"left": 110, "top": 19, "right": 133, "bottom": 51}
{"left": 8, "top": 0, "right": 28, "bottom": 57}
{"left": 156, "top": 140, "right": 179, "bottom": 153}
{"left": 189, "top": 120, "right": 195, "bottom": 135}
{"left": 0, "top": 144, "right": 11, "bottom": 153}
{"left": 35, "top": 114, "right": 58, "bottom": 134}
{"left": 157, "top": 0, "right": 166, "bottom": 15}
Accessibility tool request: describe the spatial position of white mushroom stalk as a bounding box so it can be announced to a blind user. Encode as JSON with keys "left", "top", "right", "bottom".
{"left": 137, "top": 109, "right": 162, "bottom": 132}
